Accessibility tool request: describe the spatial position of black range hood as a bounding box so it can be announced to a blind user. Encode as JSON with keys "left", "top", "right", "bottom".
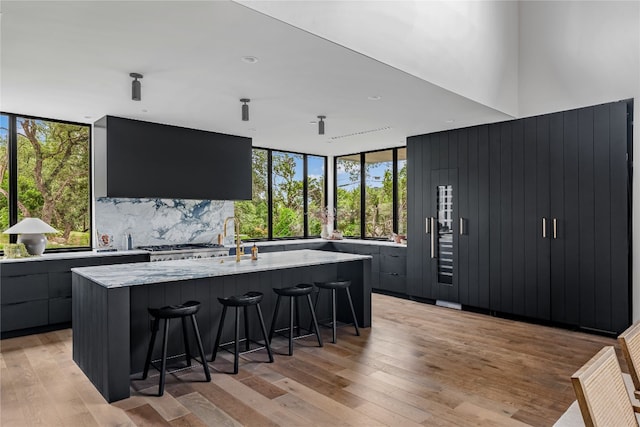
{"left": 94, "top": 116, "right": 252, "bottom": 200}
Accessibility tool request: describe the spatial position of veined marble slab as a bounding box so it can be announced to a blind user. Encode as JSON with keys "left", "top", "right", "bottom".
{"left": 72, "top": 249, "right": 371, "bottom": 288}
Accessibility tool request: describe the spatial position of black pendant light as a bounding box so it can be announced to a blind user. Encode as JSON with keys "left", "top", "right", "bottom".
{"left": 241, "top": 98, "right": 250, "bottom": 121}
{"left": 318, "top": 115, "right": 326, "bottom": 135}
{"left": 130, "top": 73, "right": 143, "bottom": 101}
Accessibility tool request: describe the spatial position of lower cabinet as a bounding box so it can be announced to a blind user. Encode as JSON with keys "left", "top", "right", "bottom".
{"left": 379, "top": 246, "right": 407, "bottom": 294}
{"left": 0, "top": 253, "right": 149, "bottom": 336}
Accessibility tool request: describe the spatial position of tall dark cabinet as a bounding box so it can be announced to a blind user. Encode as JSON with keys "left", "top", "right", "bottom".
{"left": 407, "top": 99, "right": 632, "bottom": 334}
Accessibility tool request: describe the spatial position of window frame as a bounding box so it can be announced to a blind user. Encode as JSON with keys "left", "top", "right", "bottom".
{"left": 333, "top": 146, "right": 406, "bottom": 240}
{"left": 243, "top": 146, "right": 327, "bottom": 241}
{"left": 0, "top": 111, "right": 93, "bottom": 252}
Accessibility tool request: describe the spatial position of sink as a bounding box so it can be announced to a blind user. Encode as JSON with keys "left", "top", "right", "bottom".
{"left": 216, "top": 254, "right": 253, "bottom": 264}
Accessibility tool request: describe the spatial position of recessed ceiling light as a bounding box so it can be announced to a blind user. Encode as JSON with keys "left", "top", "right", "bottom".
{"left": 309, "top": 121, "right": 317, "bottom": 125}
{"left": 83, "top": 115, "right": 92, "bottom": 119}
{"left": 445, "top": 119, "right": 455, "bottom": 123}
{"left": 241, "top": 56, "right": 258, "bottom": 64}
{"left": 368, "top": 95, "right": 382, "bottom": 101}
{"left": 141, "top": 109, "right": 148, "bottom": 113}
{"left": 248, "top": 128, "right": 257, "bottom": 132}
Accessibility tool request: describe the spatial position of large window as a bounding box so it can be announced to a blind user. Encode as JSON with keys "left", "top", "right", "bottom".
{"left": 335, "top": 146, "right": 406, "bottom": 239}
{"left": 0, "top": 113, "right": 91, "bottom": 251}
{"left": 335, "top": 154, "right": 361, "bottom": 238}
{"left": 237, "top": 148, "right": 326, "bottom": 240}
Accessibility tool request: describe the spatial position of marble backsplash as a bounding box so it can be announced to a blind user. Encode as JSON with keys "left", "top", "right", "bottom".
{"left": 95, "top": 198, "right": 234, "bottom": 250}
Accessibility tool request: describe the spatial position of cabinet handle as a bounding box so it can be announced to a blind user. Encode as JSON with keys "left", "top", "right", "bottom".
{"left": 542, "top": 217, "right": 547, "bottom": 238}
{"left": 430, "top": 217, "right": 436, "bottom": 259}
{"left": 553, "top": 218, "right": 557, "bottom": 239}
{"left": 459, "top": 217, "right": 465, "bottom": 235}
{"left": 425, "top": 217, "right": 430, "bottom": 234}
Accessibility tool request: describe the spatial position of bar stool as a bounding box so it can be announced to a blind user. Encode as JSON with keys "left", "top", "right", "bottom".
{"left": 313, "top": 280, "right": 360, "bottom": 344}
{"left": 211, "top": 291, "right": 274, "bottom": 374}
{"left": 268, "top": 284, "right": 323, "bottom": 356}
{"left": 142, "top": 300, "right": 211, "bottom": 396}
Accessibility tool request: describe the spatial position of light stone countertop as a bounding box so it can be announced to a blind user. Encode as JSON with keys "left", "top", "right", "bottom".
{"left": 242, "top": 238, "right": 407, "bottom": 248}
{"left": 72, "top": 249, "right": 371, "bottom": 289}
{"left": 0, "top": 249, "right": 149, "bottom": 264}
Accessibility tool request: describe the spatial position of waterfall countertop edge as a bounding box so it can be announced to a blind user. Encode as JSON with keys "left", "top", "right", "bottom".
{"left": 71, "top": 249, "right": 371, "bottom": 288}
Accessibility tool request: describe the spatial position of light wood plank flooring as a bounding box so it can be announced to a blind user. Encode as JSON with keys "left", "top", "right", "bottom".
{"left": 1, "top": 294, "right": 617, "bottom": 426}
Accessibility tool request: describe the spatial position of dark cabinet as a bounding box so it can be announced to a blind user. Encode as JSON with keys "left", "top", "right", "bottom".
{"left": 407, "top": 100, "right": 632, "bottom": 334}
{"left": 0, "top": 253, "right": 149, "bottom": 336}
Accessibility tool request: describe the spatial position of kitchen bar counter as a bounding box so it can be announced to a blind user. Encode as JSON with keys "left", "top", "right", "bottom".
{"left": 72, "top": 249, "right": 370, "bottom": 288}
{"left": 72, "top": 249, "right": 371, "bottom": 402}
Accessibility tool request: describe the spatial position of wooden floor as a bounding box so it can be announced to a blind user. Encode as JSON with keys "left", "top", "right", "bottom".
{"left": 1, "top": 293, "right": 618, "bottom": 426}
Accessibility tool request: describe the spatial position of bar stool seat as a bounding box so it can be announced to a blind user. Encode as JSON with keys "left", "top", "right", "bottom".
{"left": 211, "top": 291, "right": 274, "bottom": 374}
{"left": 142, "top": 300, "right": 211, "bottom": 396}
{"left": 313, "top": 280, "right": 360, "bottom": 343}
{"left": 269, "top": 284, "right": 323, "bottom": 356}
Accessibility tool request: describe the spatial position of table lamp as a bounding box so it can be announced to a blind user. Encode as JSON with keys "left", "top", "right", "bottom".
{"left": 3, "top": 218, "right": 59, "bottom": 255}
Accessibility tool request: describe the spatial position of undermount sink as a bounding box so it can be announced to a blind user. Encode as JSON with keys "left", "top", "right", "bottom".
{"left": 216, "top": 254, "right": 253, "bottom": 264}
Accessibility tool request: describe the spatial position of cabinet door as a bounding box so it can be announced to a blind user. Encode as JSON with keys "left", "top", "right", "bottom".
{"left": 406, "top": 135, "right": 425, "bottom": 298}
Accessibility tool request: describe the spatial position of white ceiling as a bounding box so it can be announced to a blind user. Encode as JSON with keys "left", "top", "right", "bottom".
{"left": 0, "top": 1, "right": 513, "bottom": 156}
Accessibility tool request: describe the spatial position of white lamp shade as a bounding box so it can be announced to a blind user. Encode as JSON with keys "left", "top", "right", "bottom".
{"left": 3, "top": 218, "right": 58, "bottom": 234}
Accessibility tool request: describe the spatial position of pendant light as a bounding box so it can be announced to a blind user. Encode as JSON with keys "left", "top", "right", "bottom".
{"left": 318, "top": 115, "right": 326, "bottom": 135}
{"left": 241, "top": 98, "right": 250, "bottom": 121}
{"left": 130, "top": 73, "right": 143, "bottom": 101}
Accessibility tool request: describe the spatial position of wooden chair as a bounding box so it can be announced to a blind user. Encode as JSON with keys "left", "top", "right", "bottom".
{"left": 571, "top": 346, "right": 639, "bottom": 426}
{"left": 619, "top": 322, "right": 640, "bottom": 401}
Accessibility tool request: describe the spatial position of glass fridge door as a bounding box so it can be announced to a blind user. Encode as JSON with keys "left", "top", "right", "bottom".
{"left": 437, "top": 185, "right": 453, "bottom": 284}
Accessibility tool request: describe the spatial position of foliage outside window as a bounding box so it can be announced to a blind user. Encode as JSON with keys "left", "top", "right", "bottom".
{"left": 335, "top": 147, "right": 406, "bottom": 239}
{"left": 237, "top": 148, "right": 326, "bottom": 240}
{"left": 365, "top": 150, "right": 393, "bottom": 237}
{"left": 397, "top": 148, "right": 407, "bottom": 235}
{"left": 307, "top": 155, "right": 325, "bottom": 236}
{"left": 336, "top": 154, "right": 361, "bottom": 237}
{"left": 236, "top": 149, "right": 268, "bottom": 239}
{"left": 0, "top": 114, "right": 91, "bottom": 250}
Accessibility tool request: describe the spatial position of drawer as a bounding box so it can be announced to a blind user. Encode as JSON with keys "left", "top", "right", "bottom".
{"left": 1, "top": 299, "right": 49, "bottom": 332}
{"left": 1, "top": 273, "right": 49, "bottom": 304}
{"left": 49, "top": 272, "right": 72, "bottom": 298}
{"left": 380, "top": 254, "right": 407, "bottom": 276}
{"left": 379, "top": 246, "right": 406, "bottom": 257}
{"left": 378, "top": 272, "right": 407, "bottom": 293}
{"left": 49, "top": 297, "right": 72, "bottom": 324}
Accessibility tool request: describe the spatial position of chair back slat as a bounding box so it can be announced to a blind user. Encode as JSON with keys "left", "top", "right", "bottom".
{"left": 571, "top": 346, "right": 637, "bottom": 427}
{"left": 619, "top": 322, "right": 640, "bottom": 394}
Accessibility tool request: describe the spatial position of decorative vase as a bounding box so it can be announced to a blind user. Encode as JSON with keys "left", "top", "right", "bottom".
{"left": 321, "top": 224, "right": 330, "bottom": 239}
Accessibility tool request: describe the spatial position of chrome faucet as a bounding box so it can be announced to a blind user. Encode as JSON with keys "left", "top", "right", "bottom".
{"left": 223, "top": 216, "right": 242, "bottom": 262}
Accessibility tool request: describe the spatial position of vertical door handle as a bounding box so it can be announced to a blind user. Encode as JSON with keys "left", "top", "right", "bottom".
{"left": 553, "top": 218, "right": 557, "bottom": 239}
{"left": 459, "top": 217, "right": 465, "bottom": 235}
{"left": 430, "top": 217, "right": 436, "bottom": 259}
{"left": 542, "top": 217, "right": 547, "bottom": 238}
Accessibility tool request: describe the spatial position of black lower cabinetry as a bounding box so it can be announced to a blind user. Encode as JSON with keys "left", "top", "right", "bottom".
{"left": 0, "top": 253, "right": 149, "bottom": 337}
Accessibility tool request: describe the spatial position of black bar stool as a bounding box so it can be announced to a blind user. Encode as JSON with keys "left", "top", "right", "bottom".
{"left": 268, "top": 284, "right": 323, "bottom": 356}
{"left": 211, "top": 291, "right": 274, "bottom": 374}
{"left": 313, "top": 280, "right": 360, "bottom": 344}
{"left": 142, "top": 300, "right": 211, "bottom": 396}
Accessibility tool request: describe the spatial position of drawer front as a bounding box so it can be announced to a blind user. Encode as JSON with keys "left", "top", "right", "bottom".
{"left": 1, "top": 273, "right": 49, "bottom": 304}
{"left": 380, "top": 254, "right": 407, "bottom": 276}
{"left": 378, "top": 272, "right": 407, "bottom": 293}
{"left": 379, "top": 246, "right": 406, "bottom": 257}
{"left": 49, "top": 297, "right": 72, "bottom": 324}
{"left": 49, "top": 272, "right": 72, "bottom": 298}
{"left": 1, "top": 299, "right": 49, "bottom": 332}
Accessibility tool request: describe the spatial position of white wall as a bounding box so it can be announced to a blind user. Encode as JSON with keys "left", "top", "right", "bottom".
{"left": 518, "top": 1, "right": 640, "bottom": 320}
{"left": 238, "top": 0, "right": 519, "bottom": 117}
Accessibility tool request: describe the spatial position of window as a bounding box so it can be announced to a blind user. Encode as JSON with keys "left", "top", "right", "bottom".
{"left": 236, "top": 148, "right": 268, "bottom": 239}
{"left": 365, "top": 150, "right": 393, "bottom": 237}
{"left": 335, "top": 154, "right": 361, "bottom": 238}
{"left": 237, "top": 148, "right": 326, "bottom": 240}
{"left": 397, "top": 147, "right": 407, "bottom": 235}
{"left": 335, "top": 146, "right": 406, "bottom": 239}
{"left": 0, "top": 113, "right": 91, "bottom": 251}
{"left": 307, "top": 155, "right": 325, "bottom": 236}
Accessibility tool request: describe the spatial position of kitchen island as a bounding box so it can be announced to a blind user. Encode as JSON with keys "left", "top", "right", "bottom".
{"left": 71, "top": 249, "right": 371, "bottom": 402}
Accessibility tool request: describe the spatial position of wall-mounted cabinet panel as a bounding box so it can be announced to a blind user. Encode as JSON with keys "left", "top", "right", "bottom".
{"left": 94, "top": 116, "right": 252, "bottom": 200}
{"left": 407, "top": 99, "right": 632, "bottom": 334}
